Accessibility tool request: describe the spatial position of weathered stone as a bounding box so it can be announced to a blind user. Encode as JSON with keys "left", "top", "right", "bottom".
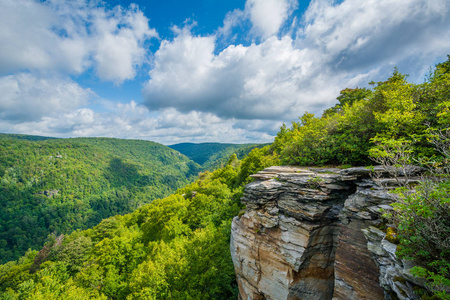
{"left": 340, "top": 166, "right": 385, "bottom": 177}
{"left": 231, "top": 166, "right": 429, "bottom": 300}
{"left": 333, "top": 220, "right": 385, "bottom": 300}
{"left": 231, "top": 167, "right": 356, "bottom": 300}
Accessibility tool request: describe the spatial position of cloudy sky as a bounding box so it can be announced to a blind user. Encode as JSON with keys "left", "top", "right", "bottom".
{"left": 0, "top": 0, "right": 449, "bottom": 144}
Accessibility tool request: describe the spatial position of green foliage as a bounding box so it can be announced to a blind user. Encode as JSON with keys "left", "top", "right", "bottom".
{"left": 306, "top": 176, "right": 324, "bottom": 189}
{"left": 275, "top": 108, "right": 368, "bottom": 165}
{"left": 273, "top": 90, "right": 382, "bottom": 166}
{"left": 277, "top": 113, "right": 333, "bottom": 165}
{"left": 236, "top": 146, "right": 279, "bottom": 186}
{"left": 323, "top": 87, "right": 372, "bottom": 116}
{"left": 387, "top": 181, "right": 450, "bottom": 299}
{"left": 372, "top": 69, "right": 424, "bottom": 138}
{"left": 0, "top": 149, "right": 248, "bottom": 299}
{"left": 1, "top": 262, "right": 106, "bottom": 299}
{"left": 0, "top": 136, "right": 200, "bottom": 263}
{"left": 434, "top": 55, "right": 450, "bottom": 76}
{"left": 169, "top": 143, "right": 237, "bottom": 165}
{"left": 370, "top": 61, "right": 450, "bottom": 298}
{"left": 273, "top": 57, "right": 450, "bottom": 167}
{"left": 0, "top": 134, "right": 56, "bottom": 142}
{"left": 169, "top": 142, "right": 264, "bottom": 170}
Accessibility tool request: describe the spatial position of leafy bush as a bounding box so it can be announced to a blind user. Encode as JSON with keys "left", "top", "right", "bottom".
{"left": 389, "top": 181, "right": 450, "bottom": 299}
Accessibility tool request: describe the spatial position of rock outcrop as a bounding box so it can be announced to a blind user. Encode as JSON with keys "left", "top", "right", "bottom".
{"left": 230, "top": 166, "right": 426, "bottom": 300}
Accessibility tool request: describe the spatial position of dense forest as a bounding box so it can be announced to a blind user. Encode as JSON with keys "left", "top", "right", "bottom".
{"left": 0, "top": 136, "right": 201, "bottom": 263}
{"left": 169, "top": 143, "right": 265, "bottom": 170}
{"left": 0, "top": 141, "right": 278, "bottom": 299}
{"left": 0, "top": 57, "right": 449, "bottom": 299}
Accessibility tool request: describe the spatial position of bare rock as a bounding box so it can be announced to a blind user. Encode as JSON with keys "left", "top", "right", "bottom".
{"left": 231, "top": 166, "right": 430, "bottom": 300}
{"left": 231, "top": 167, "right": 355, "bottom": 300}
{"left": 332, "top": 220, "right": 385, "bottom": 299}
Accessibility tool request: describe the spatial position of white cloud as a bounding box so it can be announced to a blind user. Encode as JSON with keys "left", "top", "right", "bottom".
{"left": 0, "top": 101, "right": 275, "bottom": 144}
{"left": 299, "top": 0, "right": 450, "bottom": 73}
{"left": 93, "top": 4, "right": 157, "bottom": 83}
{"left": 247, "top": 0, "right": 298, "bottom": 38}
{"left": 0, "top": 0, "right": 157, "bottom": 83}
{"left": 143, "top": 29, "right": 343, "bottom": 120}
{"left": 144, "top": 0, "right": 450, "bottom": 125}
{"left": 0, "top": 73, "right": 92, "bottom": 122}
{"left": 218, "top": 8, "right": 247, "bottom": 39}
{"left": 217, "top": 0, "right": 298, "bottom": 39}
{"left": 2, "top": 0, "right": 450, "bottom": 144}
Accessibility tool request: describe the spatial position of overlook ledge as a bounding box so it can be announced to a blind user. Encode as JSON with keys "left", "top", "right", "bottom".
{"left": 231, "top": 166, "right": 426, "bottom": 300}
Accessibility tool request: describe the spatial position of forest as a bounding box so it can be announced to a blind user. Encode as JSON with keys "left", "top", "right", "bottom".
{"left": 169, "top": 143, "right": 266, "bottom": 170}
{"left": 0, "top": 137, "right": 201, "bottom": 263}
{"left": 0, "top": 57, "right": 449, "bottom": 299}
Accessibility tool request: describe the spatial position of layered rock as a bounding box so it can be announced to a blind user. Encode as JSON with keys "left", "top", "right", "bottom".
{"left": 230, "top": 166, "right": 426, "bottom": 300}
{"left": 332, "top": 180, "right": 391, "bottom": 300}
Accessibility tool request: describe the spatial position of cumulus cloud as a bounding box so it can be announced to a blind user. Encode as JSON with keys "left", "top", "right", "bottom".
{"left": 93, "top": 4, "right": 157, "bottom": 83}
{"left": 247, "top": 0, "right": 298, "bottom": 38}
{"left": 218, "top": 8, "right": 247, "bottom": 40}
{"left": 0, "top": 101, "right": 275, "bottom": 144}
{"left": 299, "top": 0, "right": 450, "bottom": 74}
{"left": 0, "top": 73, "right": 92, "bottom": 122}
{"left": 0, "top": 0, "right": 157, "bottom": 83}
{"left": 143, "top": 0, "right": 450, "bottom": 124}
{"left": 218, "top": 0, "right": 297, "bottom": 39}
{"left": 2, "top": 0, "right": 450, "bottom": 144}
{"left": 143, "top": 29, "right": 343, "bottom": 120}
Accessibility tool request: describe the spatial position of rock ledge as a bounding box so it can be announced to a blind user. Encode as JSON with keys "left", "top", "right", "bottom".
{"left": 231, "top": 166, "right": 427, "bottom": 300}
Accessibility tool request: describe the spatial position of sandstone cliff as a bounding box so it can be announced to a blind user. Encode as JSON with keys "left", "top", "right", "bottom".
{"left": 230, "top": 166, "right": 426, "bottom": 300}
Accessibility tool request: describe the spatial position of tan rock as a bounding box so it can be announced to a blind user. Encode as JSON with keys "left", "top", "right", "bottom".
{"left": 231, "top": 166, "right": 428, "bottom": 300}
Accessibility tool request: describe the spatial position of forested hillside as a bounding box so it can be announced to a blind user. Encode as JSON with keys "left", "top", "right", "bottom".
{"left": 0, "top": 134, "right": 56, "bottom": 142}
{"left": 0, "top": 57, "right": 448, "bottom": 299}
{"left": 0, "top": 141, "right": 278, "bottom": 299}
{"left": 169, "top": 142, "right": 264, "bottom": 169}
{"left": 0, "top": 136, "right": 200, "bottom": 263}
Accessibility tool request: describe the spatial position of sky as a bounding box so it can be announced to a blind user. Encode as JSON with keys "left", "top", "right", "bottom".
{"left": 0, "top": 0, "right": 449, "bottom": 145}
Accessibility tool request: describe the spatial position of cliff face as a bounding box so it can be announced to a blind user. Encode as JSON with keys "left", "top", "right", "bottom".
{"left": 230, "top": 166, "right": 425, "bottom": 300}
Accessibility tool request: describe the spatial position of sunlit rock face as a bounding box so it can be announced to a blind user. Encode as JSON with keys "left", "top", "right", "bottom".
{"left": 231, "top": 166, "right": 424, "bottom": 300}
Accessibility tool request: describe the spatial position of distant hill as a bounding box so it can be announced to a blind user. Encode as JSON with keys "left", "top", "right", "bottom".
{"left": 169, "top": 142, "right": 266, "bottom": 169}
{"left": 0, "top": 133, "right": 57, "bottom": 141}
{"left": 0, "top": 134, "right": 201, "bottom": 263}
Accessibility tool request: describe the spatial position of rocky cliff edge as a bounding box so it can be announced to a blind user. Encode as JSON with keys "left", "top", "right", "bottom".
{"left": 231, "top": 166, "right": 426, "bottom": 300}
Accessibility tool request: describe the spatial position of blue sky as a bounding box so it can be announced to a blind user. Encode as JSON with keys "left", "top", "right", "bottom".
{"left": 0, "top": 0, "right": 449, "bottom": 144}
